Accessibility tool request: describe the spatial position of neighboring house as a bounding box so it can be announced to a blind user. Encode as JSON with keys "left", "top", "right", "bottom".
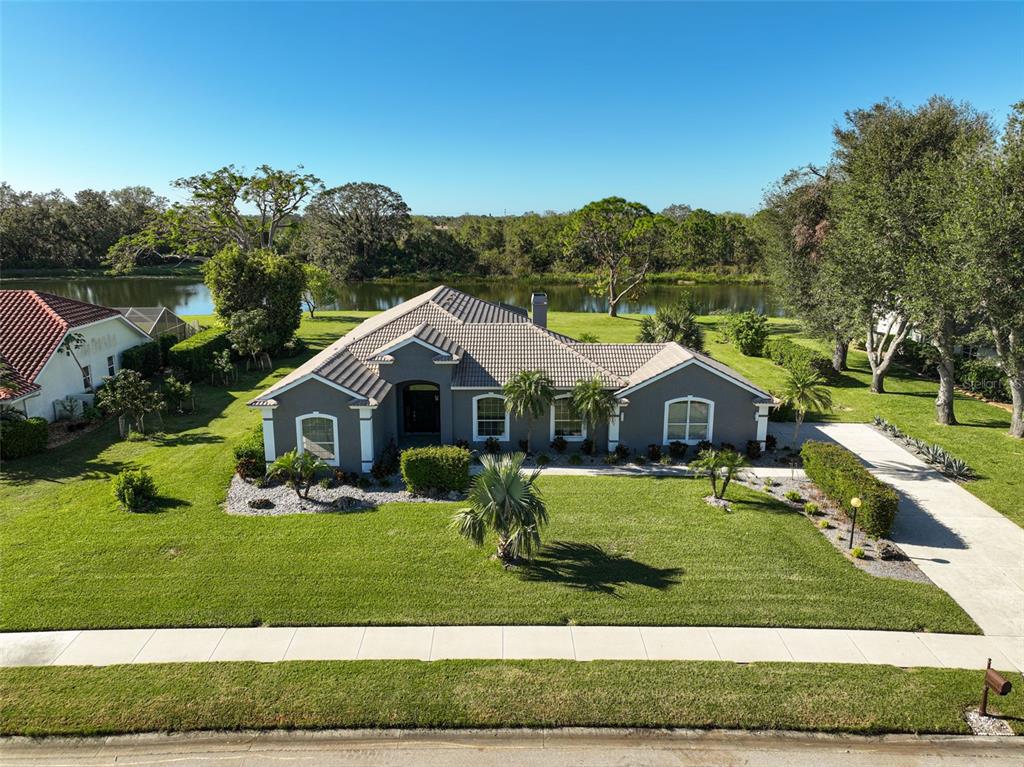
{"left": 0, "top": 290, "right": 151, "bottom": 421}
{"left": 250, "top": 286, "right": 773, "bottom": 473}
{"left": 113, "top": 306, "right": 198, "bottom": 342}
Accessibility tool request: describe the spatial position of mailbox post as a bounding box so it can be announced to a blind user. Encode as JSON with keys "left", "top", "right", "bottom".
{"left": 980, "top": 658, "right": 1013, "bottom": 716}
{"left": 848, "top": 496, "right": 862, "bottom": 550}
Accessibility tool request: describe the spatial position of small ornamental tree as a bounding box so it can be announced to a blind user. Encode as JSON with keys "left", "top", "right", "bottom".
{"left": 725, "top": 311, "right": 769, "bottom": 356}
{"left": 780, "top": 364, "right": 834, "bottom": 445}
{"left": 228, "top": 308, "right": 274, "bottom": 371}
{"left": 267, "top": 449, "right": 327, "bottom": 499}
{"left": 691, "top": 448, "right": 746, "bottom": 500}
{"left": 571, "top": 378, "right": 617, "bottom": 437}
{"left": 302, "top": 263, "right": 337, "bottom": 318}
{"left": 163, "top": 374, "right": 193, "bottom": 413}
{"left": 502, "top": 370, "right": 554, "bottom": 453}
{"left": 452, "top": 452, "right": 548, "bottom": 563}
{"left": 95, "top": 369, "right": 165, "bottom": 437}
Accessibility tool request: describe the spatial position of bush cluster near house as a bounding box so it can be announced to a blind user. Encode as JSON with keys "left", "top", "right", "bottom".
{"left": 0, "top": 416, "right": 48, "bottom": 459}
{"left": 167, "top": 327, "right": 232, "bottom": 380}
{"left": 120, "top": 341, "right": 162, "bottom": 378}
{"left": 723, "top": 311, "right": 768, "bottom": 356}
{"left": 956, "top": 359, "right": 1011, "bottom": 403}
{"left": 764, "top": 338, "right": 835, "bottom": 380}
{"left": 233, "top": 423, "right": 265, "bottom": 479}
{"left": 800, "top": 441, "right": 899, "bottom": 537}
{"left": 400, "top": 446, "right": 471, "bottom": 494}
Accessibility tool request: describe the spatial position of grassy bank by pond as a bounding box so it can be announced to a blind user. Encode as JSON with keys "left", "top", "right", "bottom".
{"left": 3, "top": 660, "right": 1021, "bottom": 736}
{"left": 0, "top": 311, "right": 976, "bottom": 632}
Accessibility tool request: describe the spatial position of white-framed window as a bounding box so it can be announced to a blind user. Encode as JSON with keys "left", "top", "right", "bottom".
{"left": 663, "top": 396, "right": 714, "bottom": 444}
{"left": 81, "top": 365, "right": 93, "bottom": 391}
{"left": 550, "top": 394, "right": 586, "bottom": 441}
{"left": 106, "top": 355, "right": 116, "bottom": 377}
{"left": 472, "top": 393, "right": 509, "bottom": 441}
{"left": 295, "top": 412, "right": 340, "bottom": 465}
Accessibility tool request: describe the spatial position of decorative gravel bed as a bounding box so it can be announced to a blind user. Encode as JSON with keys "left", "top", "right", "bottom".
{"left": 737, "top": 472, "right": 930, "bottom": 584}
{"left": 226, "top": 475, "right": 462, "bottom": 516}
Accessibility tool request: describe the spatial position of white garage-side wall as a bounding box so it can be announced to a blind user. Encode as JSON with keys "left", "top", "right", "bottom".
{"left": 25, "top": 317, "right": 150, "bottom": 421}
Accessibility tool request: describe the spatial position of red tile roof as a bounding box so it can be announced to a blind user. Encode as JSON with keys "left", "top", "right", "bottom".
{"left": 0, "top": 290, "right": 121, "bottom": 401}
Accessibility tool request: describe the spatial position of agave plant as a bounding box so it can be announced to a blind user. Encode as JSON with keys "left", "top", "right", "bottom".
{"left": 943, "top": 457, "right": 974, "bottom": 481}
{"left": 911, "top": 438, "right": 928, "bottom": 454}
{"left": 872, "top": 415, "right": 886, "bottom": 429}
{"left": 452, "top": 452, "right": 548, "bottom": 563}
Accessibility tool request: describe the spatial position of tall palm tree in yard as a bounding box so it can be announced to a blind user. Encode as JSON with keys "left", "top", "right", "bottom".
{"left": 571, "top": 377, "right": 617, "bottom": 436}
{"left": 453, "top": 452, "right": 548, "bottom": 563}
{"left": 502, "top": 370, "right": 554, "bottom": 452}
{"left": 781, "top": 364, "right": 834, "bottom": 445}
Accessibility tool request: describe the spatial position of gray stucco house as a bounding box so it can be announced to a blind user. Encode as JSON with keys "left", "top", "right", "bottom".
{"left": 249, "top": 286, "right": 773, "bottom": 472}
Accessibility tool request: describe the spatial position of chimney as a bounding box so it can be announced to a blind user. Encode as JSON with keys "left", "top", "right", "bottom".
{"left": 531, "top": 292, "right": 548, "bottom": 328}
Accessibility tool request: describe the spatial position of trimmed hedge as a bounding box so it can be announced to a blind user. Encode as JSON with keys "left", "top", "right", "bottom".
{"left": 157, "top": 333, "right": 178, "bottom": 364}
{"left": 400, "top": 446, "right": 471, "bottom": 494}
{"left": 0, "top": 417, "right": 48, "bottom": 460}
{"left": 233, "top": 422, "right": 266, "bottom": 479}
{"left": 167, "top": 327, "right": 231, "bottom": 381}
{"left": 801, "top": 440, "right": 899, "bottom": 538}
{"left": 764, "top": 338, "right": 835, "bottom": 380}
{"left": 120, "top": 341, "right": 162, "bottom": 378}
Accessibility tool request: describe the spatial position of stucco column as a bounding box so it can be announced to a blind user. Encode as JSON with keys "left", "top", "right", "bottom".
{"left": 358, "top": 406, "right": 375, "bottom": 473}
{"left": 756, "top": 403, "right": 770, "bottom": 449}
{"left": 607, "top": 404, "right": 621, "bottom": 452}
{"left": 258, "top": 406, "right": 276, "bottom": 462}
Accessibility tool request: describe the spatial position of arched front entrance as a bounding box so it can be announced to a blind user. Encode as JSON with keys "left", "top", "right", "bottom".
{"left": 400, "top": 382, "right": 441, "bottom": 439}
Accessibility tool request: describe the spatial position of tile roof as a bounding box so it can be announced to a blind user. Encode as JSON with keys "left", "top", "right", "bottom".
{"left": 0, "top": 291, "right": 124, "bottom": 402}
{"left": 249, "top": 285, "right": 772, "bottom": 407}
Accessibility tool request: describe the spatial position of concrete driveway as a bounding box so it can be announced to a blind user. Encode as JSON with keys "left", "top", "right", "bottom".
{"left": 773, "top": 423, "right": 1024, "bottom": 643}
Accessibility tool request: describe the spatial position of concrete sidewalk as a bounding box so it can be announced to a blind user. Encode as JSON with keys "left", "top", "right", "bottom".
{"left": 3, "top": 625, "right": 1021, "bottom": 671}
{"left": 786, "top": 424, "right": 1024, "bottom": 639}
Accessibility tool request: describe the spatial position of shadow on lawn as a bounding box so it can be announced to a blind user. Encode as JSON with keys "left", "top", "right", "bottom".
{"left": 521, "top": 541, "right": 683, "bottom": 597}
{"left": 302, "top": 315, "right": 366, "bottom": 349}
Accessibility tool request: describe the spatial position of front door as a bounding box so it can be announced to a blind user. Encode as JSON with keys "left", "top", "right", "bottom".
{"left": 402, "top": 383, "right": 441, "bottom": 434}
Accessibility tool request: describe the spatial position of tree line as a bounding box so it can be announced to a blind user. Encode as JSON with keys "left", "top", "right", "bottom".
{"left": 760, "top": 97, "right": 1023, "bottom": 438}
{"left": 0, "top": 174, "right": 769, "bottom": 281}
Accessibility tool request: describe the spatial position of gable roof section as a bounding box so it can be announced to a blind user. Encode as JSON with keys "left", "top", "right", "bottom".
{"left": 0, "top": 290, "right": 134, "bottom": 402}
{"left": 249, "top": 285, "right": 771, "bottom": 407}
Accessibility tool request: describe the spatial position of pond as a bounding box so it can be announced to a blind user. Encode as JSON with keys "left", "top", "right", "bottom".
{"left": 3, "top": 276, "right": 784, "bottom": 317}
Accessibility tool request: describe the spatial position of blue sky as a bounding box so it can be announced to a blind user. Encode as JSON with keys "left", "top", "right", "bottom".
{"left": 2, "top": 2, "right": 1021, "bottom": 215}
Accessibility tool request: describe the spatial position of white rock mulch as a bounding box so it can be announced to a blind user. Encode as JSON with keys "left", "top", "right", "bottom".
{"left": 964, "top": 708, "right": 1015, "bottom": 736}
{"left": 226, "top": 475, "right": 462, "bottom": 516}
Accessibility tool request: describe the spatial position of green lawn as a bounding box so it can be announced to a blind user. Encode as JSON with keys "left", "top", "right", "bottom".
{"left": 546, "top": 311, "right": 1024, "bottom": 528}
{"left": 3, "top": 660, "right": 1021, "bottom": 736}
{"left": 0, "top": 312, "right": 975, "bottom": 633}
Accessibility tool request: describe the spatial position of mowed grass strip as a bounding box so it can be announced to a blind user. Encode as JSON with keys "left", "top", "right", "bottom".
{"left": 0, "top": 312, "right": 975, "bottom": 632}
{"left": 2, "top": 660, "right": 1022, "bottom": 737}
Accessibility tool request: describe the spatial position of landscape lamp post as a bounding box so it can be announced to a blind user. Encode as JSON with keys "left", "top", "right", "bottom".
{"left": 848, "top": 496, "right": 862, "bottom": 549}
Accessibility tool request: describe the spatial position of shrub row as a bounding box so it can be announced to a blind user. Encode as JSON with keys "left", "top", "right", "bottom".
{"left": 0, "top": 417, "right": 48, "bottom": 459}
{"left": 800, "top": 440, "right": 899, "bottom": 538}
{"left": 167, "top": 327, "right": 231, "bottom": 381}
{"left": 764, "top": 338, "right": 835, "bottom": 380}
{"left": 400, "top": 446, "right": 471, "bottom": 494}
{"left": 956, "top": 360, "right": 1010, "bottom": 403}
{"left": 120, "top": 341, "right": 162, "bottom": 378}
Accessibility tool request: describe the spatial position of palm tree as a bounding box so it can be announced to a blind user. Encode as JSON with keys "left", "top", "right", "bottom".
{"left": 502, "top": 370, "right": 554, "bottom": 453}
{"left": 570, "top": 377, "right": 617, "bottom": 436}
{"left": 452, "top": 452, "right": 548, "bottom": 563}
{"left": 637, "top": 302, "right": 705, "bottom": 352}
{"left": 691, "top": 448, "right": 746, "bottom": 500}
{"left": 781, "top": 364, "right": 834, "bottom": 445}
{"left": 267, "top": 449, "right": 327, "bottom": 499}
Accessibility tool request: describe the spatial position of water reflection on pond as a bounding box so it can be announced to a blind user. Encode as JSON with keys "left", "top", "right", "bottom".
{"left": 3, "top": 276, "right": 783, "bottom": 317}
